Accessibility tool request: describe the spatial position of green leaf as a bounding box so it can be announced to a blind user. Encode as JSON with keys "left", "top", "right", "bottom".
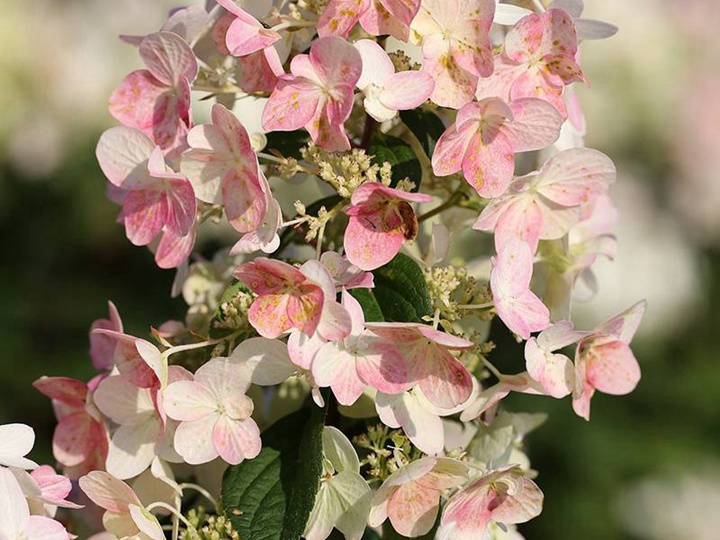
{"left": 264, "top": 130, "right": 311, "bottom": 159}
{"left": 368, "top": 133, "right": 421, "bottom": 189}
{"left": 348, "top": 289, "right": 385, "bottom": 323}
{"left": 221, "top": 398, "right": 328, "bottom": 540}
{"left": 400, "top": 109, "right": 446, "bottom": 159}
{"left": 372, "top": 253, "right": 432, "bottom": 323}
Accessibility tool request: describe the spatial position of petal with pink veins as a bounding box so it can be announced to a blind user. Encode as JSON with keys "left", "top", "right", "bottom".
{"left": 212, "top": 416, "right": 262, "bottom": 465}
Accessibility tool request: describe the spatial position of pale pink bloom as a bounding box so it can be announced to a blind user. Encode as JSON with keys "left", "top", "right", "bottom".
{"left": 229, "top": 190, "right": 282, "bottom": 255}
{"left": 0, "top": 423, "right": 38, "bottom": 470}
{"left": 234, "top": 258, "right": 351, "bottom": 340}
{"left": 365, "top": 323, "right": 474, "bottom": 409}
{"left": 549, "top": 0, "right": 618, "bottom": 40}
{"left": 312, "top": 290, "right": 410, "bottom": 406}
{"left": 90, "top": 329, "right": 166, "bottom": 389}
{"left": 287, "top": 329, "right": 327, "bottom": 371}
{"left": 96, "top": 127, "right": 197, "bottom": 247}
{"left": 474, "top": 148, "right": 616, "bottom": 252}
{"left": 89, "top": 301, "right": 123, "bottom": 372}
{"left": 79, "top": 471, "right": 164, "bottom": 540}
{"left": 164, "top": 358, "right": 261, "bottom": 465}
{"left": 573, "top": 301, "right": 646, "bottom": 420}
{"left": 320, "top": 251, "right": 375, "bottom": 291}
{"left": 432, "top": 97, "right": 563, "bottom": 198}
{"left": 109, "top": 32, "right": 198, "bottom": 152}
{"left": 369, "top": 457, "right": 469, "bottom": 537}
{"left": 33, "top": 377, "right": 109, "bottom": 479}
{"left": 524, "top": 321, "right": 588, "bottom": 398}
{"left": 437, "top": 465, "right": 543, "bottom": 540}
{"left": 212, "top": 13, "right": 283, "bottom": 94}
{"left": 490, "top": 239, "right": 550, "bottom": 340}
{"left": 411, "top": 0, "right": 495, "bottom": 109}
{"left": 181, "top": 103, "right": 267, "bottom": 233}
{"left": 476, "top": 8, "right": 584, "bottom": 117}
{"left": 21, "top": 466, "right": 83, "bottom": 517}
{"left": 344, "top": 182, "right": 433, "bottom": 271}
{"left": 234, "top": 258, "right": 324, "bottom": 339}
{"left": 375, "top": 386, "right": 475, "bottom": 455}
{"left": 93, "top": 368, "right": 189, "bottom": 479}
{"left": 318, "top": 0, "right": 421, "bottom": 41}
{"left": 0, "top": 468, "right": 70, "bottom": 540}
{"left": 214, "top": 0, "right": 281, "bottom": 58}
{"left": 353, "top": 39, "right": 434, "bottom": 123}
{"left": 262, "top": 36, "right": 362, "bottom": 152}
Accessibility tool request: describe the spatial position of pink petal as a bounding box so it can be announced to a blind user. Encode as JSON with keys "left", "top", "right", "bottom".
{"left": 139, "top": 32, "right": 198, "bottom": 86}
{"left": 432, "top": 121, "right": 475, "bottom": 177}
{"left": 535, "top": 148, "right": 616, "bottom": 206}
{"left": 313, "top": 345, "right": 366, "bottom": 406}
{"left": 95, "top": 127, "right": 155, "bottom": 189}
{"left": 360, "top": 0, "right": 416, "bottom": 41}
{"left": 317, "top": 0, "right": 371, "bottom": 38}
{"left": 173, "top": 414, "right": 220, "bottom": 464}
{"left": 89, "top": 301, "right": 124, "bottom": 371}
{"left": 510, "top": 67, "right": 567, "bottom": 117}
{"left": 582, "top": 338, "right": 641, "bottom": 395}
{"left": 490, "top": 240, "right": 549, "bottom": 339}
{"left": 286, "top": 287, "right": 325, "bottom": 337}
{"left": 22, "top": 515, "right": 70, "bottom": 540}
{"left": 344, "top": 214, "right": 406, "bottom": 271}
{"left": 262, "top": 78, "right": 321, "bottom": 132}
{"left": 238, "top": 50, "right": 280, "bottom": 93}
{"left": 387, "top": 481, "right": 440, "bottom": 537}
{"left": 122, "top": 189, "right": 167, "bottom": 246}
{"left": 423, "top": 53, "right": 478, "bottom": 110}
{"left": 417, "top": 351, "right": 474, "bottom": 409}
{"left": 226, "top": 14, "right": 280, "bottom": 57}
{"left": 461, "top": 128, "right": 515, "bottom": 198}
{"left": 78, "top": 471, "right": 140, "bottom": 513}
{"left": 213, "top": 416, "right": 261, "bottom": 465}
{"left": 234, "top": 258, "right": 306, "bottom": 294}
{"left": 194, "top": 357, "right": 252, "bottom": 401}
{"left": 355, "top": 337, "right": 411, "bottom": 394}
{"left": 163, "top": 381, "right": 217, "bottom": 422}
{"left": 380, "top": 70, "right": 435, "bottom": 111}
{"left": 596, "top": 300, "right": 647, "bottom": 343}
{"left": 53, "top": 413, "right": 104, "bottom": 468}
{"left": 163, "top": 179, "right": 196, "bottom": 238}
{"left": 354, "top": 39, "right": 395, "bottom": 89}
{"left": 155, "top": 226, "right": 196, "bottom": 269}
{"left": 494, "top": 195, "right": 544, "bottom": 253}
{"left": 109, "top": 71, "right": 169, "bottom": 132}
{"left": 504, "top": 98, "right": 564, "bottom": 152}
{"left": 524, "top": 338, "right": 574, "bottom": 398}
{"left": 33, "top": 377, "right": 87, "bottom": 408}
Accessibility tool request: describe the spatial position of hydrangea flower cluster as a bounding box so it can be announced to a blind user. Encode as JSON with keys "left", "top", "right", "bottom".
{"left": 9, "top": 1, "right": 645, "bottom": 538}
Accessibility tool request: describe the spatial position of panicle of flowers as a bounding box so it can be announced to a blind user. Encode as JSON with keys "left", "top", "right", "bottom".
{"left": 23, "top": 1, "right": 647, "bottom": 538}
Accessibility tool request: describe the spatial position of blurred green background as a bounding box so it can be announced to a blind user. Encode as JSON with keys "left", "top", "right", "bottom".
{"left": 1, "top": 1, "right": 719, "bottom": 539}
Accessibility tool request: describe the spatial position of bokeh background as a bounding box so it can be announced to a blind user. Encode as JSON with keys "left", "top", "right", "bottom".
{"left": 1, "top": 1, "right": 719, "bottom": 539}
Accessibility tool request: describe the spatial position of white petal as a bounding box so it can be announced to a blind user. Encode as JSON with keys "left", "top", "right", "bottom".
{"left": 107, "top": 420, "right": 161, "bottom": 480}
{"left": 0, "top": 423, "right": 38, "bottom": 469}
{"left": 230, "top": 337, "right": 296, "bottom": 386}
